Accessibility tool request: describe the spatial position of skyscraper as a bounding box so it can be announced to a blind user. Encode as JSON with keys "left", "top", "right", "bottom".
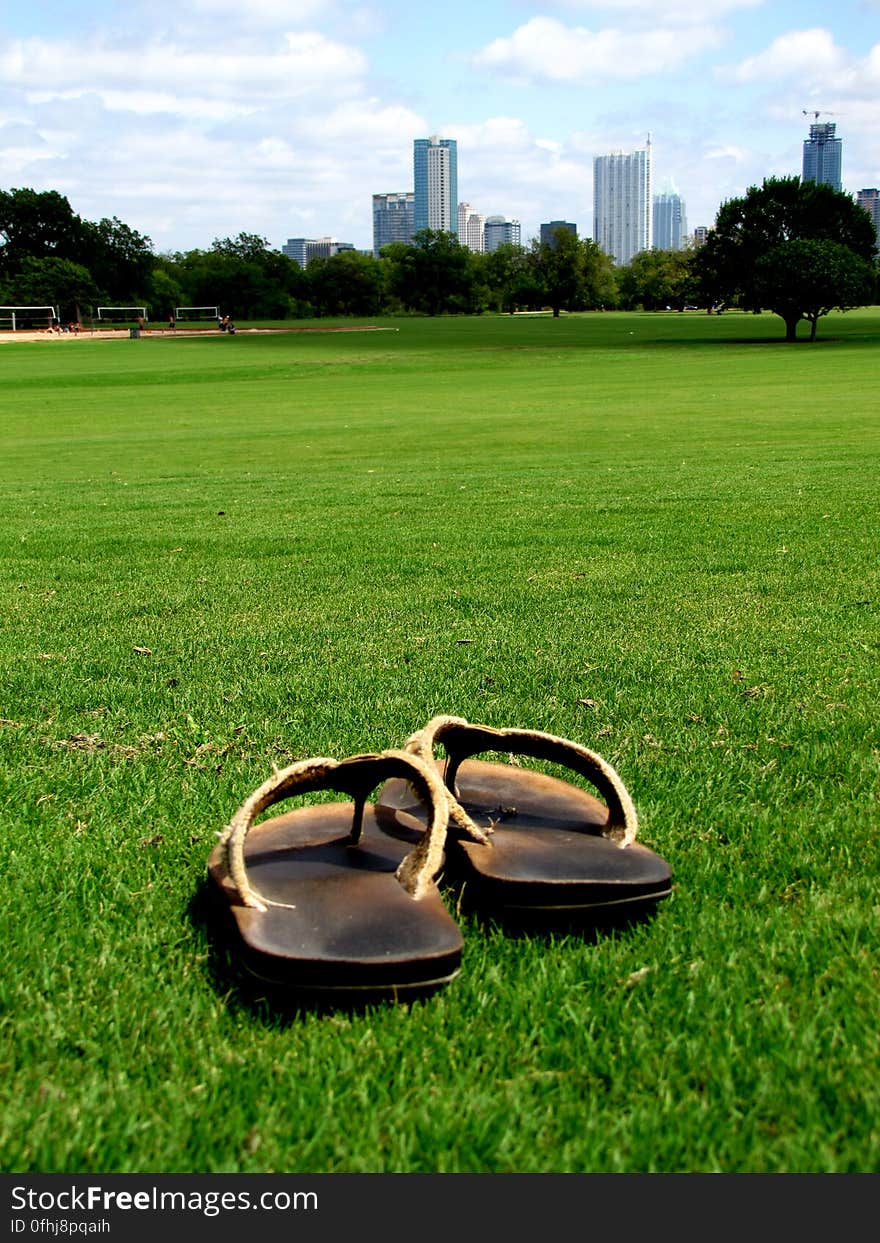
{"left": 856, "top": 189, "right": 880, "bottom": 249}
{"left": 802, "top": 122, "right": 842, "bottom": 191}
{"left": 593, "top": 141, "right": 652, "bottom": 266}
{"left": 483, "top": 216, "right": 521, "bottom": 252}
{"left": 414, "top": 136, "right": 458, "bottom": 236}
{"left": 372, "top": 192, "right": 415, "bottom": 256}
{"left": 540, "top": 221, "right": 577, "bottom": 247}
{"left": 653, "top": 190, "right": 688, "bottom": 251}
{"left": 282, "top": 238, "right": 354, "bottom": 268}
{"left": 458, "top": 203, "right": 485, "bottom": 252}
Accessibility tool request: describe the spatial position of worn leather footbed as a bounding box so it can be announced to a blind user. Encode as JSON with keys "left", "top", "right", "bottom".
{"left": 208, "top": 802, "right": 463, "bottom": 994}
{"left": 377, "top": 759, "right": 672, "bottom": 915}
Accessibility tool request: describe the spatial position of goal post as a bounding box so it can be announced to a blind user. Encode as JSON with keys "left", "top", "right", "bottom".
{"left": 174, "top": 306, "right": 219, "bottom": 321}
{"left": 97, "top": 306, "right": 148, "bottom": 322}
{"left": 0, "top": 305, "right": 59, "bottom": 331}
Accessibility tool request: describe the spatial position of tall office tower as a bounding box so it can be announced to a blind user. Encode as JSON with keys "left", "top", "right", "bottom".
{"left": 540, "top": 221, "right": 577, "bottom": 247}
{"left": 414, "top": 136, "right": 458, "bottom": 235}
{"left": 483, "top": 216, "right": 521, "bottom": 252}
{"left": 593, "top": 140, "right": 652, "bottom": 265}
{"left": 372, "top": 192, "right": 415, "bottom": 257}
{"left": 653, "top": 191, "right": 688, "bottom": 251}
{"left": 458, "top": 202, "right": 485, "bottom": 252}
{"left": 802, "top": 122, "right": 842, "bottom": 190}
{"left": 282, "top": 237, "right": 353, "bottom": 268}
{"left": 856, "top": 189, "right": 880, "bottom": 248}
{"left": 282, "top": 238, "right": 310, "bottom": 267}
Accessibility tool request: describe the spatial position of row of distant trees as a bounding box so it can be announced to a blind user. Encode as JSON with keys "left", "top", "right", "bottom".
{"left": 0, "top": 179, "right": 876, "bottom": 340}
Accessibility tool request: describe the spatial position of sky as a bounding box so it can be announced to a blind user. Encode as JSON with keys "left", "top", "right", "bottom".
{"left": 1, "top": 0, "right": 879, "bottom": 256}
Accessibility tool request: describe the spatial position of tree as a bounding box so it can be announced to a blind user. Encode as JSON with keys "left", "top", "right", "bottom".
{"left": 79, "top": 216, "right": 154, "bottom": 302}
{"left": 169, "top": 238, "right": 302, "bottom": 319}
{"left": 528, "top": 231, "right": 618, "bottom": 315}
{"left": 617, "top": 248, "right": 695, "bottom": 311}
{"left": 754, "top": 238, "right": 876, "bottom": 341}
{"left": 146, "top": 263, "right": 186, "bottom": 319}
{"left": 3, "top": 256, "right": 99, "bottom": 321}
{"left": 694, "top": 177, "right": 877, "bottom": 339}
{"left": 0, "top": 188, "right": 85, "bottom": 273}
{"left": 478, "top": 243, "right": 539, "bottom": 313}
{"left": 383, "top": 230, "right": 477, "bottom": 316}
{"left": 306, "top": 251, "right": 384, "bottom": 317}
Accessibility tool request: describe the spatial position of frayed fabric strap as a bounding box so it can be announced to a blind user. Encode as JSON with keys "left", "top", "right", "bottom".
{"left": 218, "top": 749, "right": 450, "bottom": 911}
{"left": 404, "top": 715, "right": 639, "bottom": 847}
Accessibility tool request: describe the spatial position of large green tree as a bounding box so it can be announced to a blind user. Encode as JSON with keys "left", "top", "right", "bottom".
{"left": 754, "top": 238, "right": 876, "bottom": 341}
{"left": 0, "top": 255, "right": 99, "bottom": 322}
{"left": 695, "top": 176, "right": 877, "bottom": 340}
{"left": 478, "top": 243, "right": 539, "bottom": 313}
{"left": 529, "top": 230, "right": 617, "bottom": 315}
{"left": 617, "top": 248, "right": 695, "bottom": 312}
{"left": 79, "top": 216, "right": 154, "bottom": 302}
{"left": 383, "top": 230, "right": 478, "bottom": 316}
{"left": 306, "top": 250, "right": 384, "bottom": 317}
{"left": 168, "top": 235, "right": 303, "bottom": 319}
{"left": 0, "top": 188, "right": 85, "bottom": 273}
{"left": 0, "top": 189, "right": 155, "bottom": 307}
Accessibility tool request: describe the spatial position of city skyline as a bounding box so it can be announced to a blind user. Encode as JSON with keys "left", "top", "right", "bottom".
{"left": 1, "top": 3, "right": 878, "bottom": 255}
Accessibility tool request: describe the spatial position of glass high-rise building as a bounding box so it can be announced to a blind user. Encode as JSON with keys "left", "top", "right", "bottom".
{"left": 802, "top": 122, "right": 842, "bottom": 191}
{"left": 540, "top": 221, "right": 577, "bottom": 247}
{"left": 593, "top": 141, "right": 652, "bottom": 266}
{"left": 653, "top": 192, "right": 688, "bottom": 251}
{"left": 483, "top": 216, "right": 521, "bottom": 253}
{"left": 414, "top": 136, "right": 458, "bottom": 236}
{"left": 372, "top": 192, "right": 415, "bottom": 257}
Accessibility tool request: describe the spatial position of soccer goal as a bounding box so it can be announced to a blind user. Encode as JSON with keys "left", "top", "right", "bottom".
{"left": 97, "top": 306, "right": 148, "bottom": 322}
{"left": 0, "top": 305, "right": 59, "bottom": 331}
{"left": 174, "top": 306, "right": 219, "bottom": 321}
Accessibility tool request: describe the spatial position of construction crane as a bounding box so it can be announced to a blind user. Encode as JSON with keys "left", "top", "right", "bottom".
{"left": 803, "top": 109, "right": 837, "bottom": 120}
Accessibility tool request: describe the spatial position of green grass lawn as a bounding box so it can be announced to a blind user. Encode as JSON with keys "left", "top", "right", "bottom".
{"left": 1, "top": 309, "right": 878, "bottom": 1172}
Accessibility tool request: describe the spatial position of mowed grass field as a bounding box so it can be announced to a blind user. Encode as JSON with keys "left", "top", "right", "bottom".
{"left": 1, "top": 310, "right": 878, "bottom": 1173}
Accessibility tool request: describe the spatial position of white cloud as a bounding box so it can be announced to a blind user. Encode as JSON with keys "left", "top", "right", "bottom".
{"left": 0, "top": 32, "right": 367, "bottom": 102}
{"left": 471, "top": 17, "right": 723, "bottom": 83}
{"left": 183, "top": 0, "right": 326, "bottom": 20}
{"left": 551, "top": 0, "right": 762, "bottom": 20}
{"left": 723, "top": 28, "right": 845, "bottom": 82}
{"left": 705, "top": 145, "right": 752, "bottom": 164}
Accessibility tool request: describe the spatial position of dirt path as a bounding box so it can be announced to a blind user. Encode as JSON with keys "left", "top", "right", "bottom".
{"left": 0, "top": 325, "right": 395, "bottom": 344}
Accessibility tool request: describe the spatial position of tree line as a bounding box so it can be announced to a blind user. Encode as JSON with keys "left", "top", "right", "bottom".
{"left": 1, "top": 179, "right": 876, "bottom": 340}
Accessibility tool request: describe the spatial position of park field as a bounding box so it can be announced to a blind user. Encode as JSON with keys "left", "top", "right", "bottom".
{"left": 1, "top": 309, "right": 878, "bottom": 1173}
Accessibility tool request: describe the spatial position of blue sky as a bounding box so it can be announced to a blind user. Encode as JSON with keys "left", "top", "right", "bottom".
{"left": 1, "top": 0, "right": 878, "bottom": 254}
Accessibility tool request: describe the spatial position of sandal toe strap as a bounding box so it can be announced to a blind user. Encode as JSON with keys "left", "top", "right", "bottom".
{"left": 219, "top": 750, "right": 450, "bottom": 910}
{"left": 406, "top": 715, "right": 638, "bottom": 846}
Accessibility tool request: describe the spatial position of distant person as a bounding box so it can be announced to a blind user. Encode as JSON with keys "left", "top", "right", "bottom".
{"left": 136, "top": 314, "right": 145, "bottom": 332}
{"left": 168, "top": 313, "right": 175, "bottom": 331}
{"left": 227, "top": 321, "right": 236, "bottom": 335}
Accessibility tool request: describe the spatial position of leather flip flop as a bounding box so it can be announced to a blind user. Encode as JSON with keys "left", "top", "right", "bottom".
{"left": 376, "top": 716, "right": 672, "bottom": 923}
{"left": 208, "top": 749, "right": 463, "bottom": 1001}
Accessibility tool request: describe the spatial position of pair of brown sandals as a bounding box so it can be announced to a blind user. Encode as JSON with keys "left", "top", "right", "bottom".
{"left": 208, "top": 715, "right": 673, "bottom": 1004}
